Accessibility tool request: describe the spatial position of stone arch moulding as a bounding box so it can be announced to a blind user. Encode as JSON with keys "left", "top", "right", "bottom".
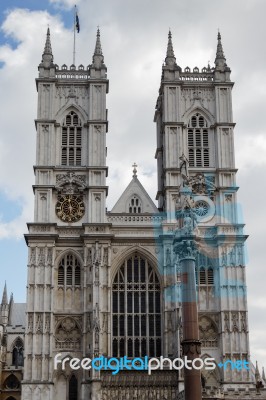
{"left": 201, "top": 352, "right": 221, "bottom": 385}
{"left": 55, "top": 104, "right": 87, "bottom": 125}
{"left": 11, "top": 336, "right": 24, "bottom": 349}
{"left": 54, "top": 248, "right": 84, "bottom": 268}
{"left": 183, "top": 106, "right": 215, "bottom": 127}
{"left": 110, "top": 246, "right": 162, "bottom": 285}
{"left": 53, "top": 357, "right": 76, "bottom": 379}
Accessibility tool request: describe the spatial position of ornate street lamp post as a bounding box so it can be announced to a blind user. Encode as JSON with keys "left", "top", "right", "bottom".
{"left": 173, "top": 155, "right": 202, "bottom": 400}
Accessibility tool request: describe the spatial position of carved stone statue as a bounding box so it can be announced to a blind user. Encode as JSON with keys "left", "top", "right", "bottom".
{"left": 179, "top": 153, "right": 189, "bottom": 185}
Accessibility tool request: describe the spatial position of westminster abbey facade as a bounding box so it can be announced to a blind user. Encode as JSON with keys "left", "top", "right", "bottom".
{"left": 0, "top": 27, "right": 265, "bottom": 400}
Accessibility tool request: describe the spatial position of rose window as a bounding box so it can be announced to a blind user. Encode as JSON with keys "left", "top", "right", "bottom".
{"left": 195, "top": 200, "right": 209, "bottom": 217}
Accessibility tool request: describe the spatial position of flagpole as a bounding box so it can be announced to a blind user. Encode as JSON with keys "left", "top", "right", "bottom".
{"left": 73, "top": 5, "right": 76, "bottom": 65}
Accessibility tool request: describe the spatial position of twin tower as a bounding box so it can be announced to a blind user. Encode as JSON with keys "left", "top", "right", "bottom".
{"left": 20, "top": 27, "right": 255, "bottom": 400}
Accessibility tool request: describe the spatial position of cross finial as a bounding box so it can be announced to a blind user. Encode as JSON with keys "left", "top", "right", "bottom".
{"left": 132, "top": 162, "right": 138, "bottom": 177}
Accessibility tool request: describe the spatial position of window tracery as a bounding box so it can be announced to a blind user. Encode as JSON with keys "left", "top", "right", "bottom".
{"left": 199, "top": 316, "right": 218, "bottom": 347}
{"left": 188, "top": 113, "right": 209, "bottom": 167}
{"left": 112, "top": 254, "right": 161, "bottom": 358}
{"left": 195, "top": 253, "right": 214, "bottom": 286}
{"left": 61, "top": 111, "right": 82, "bottom": 166}
{"left": 57, "top": 254, "right": 81, "bottom": 287}
{"left": 55, "top": 317, "right": 82, "bottom": 350}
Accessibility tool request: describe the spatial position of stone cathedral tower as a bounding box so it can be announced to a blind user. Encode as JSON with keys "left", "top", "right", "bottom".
{"left": 154, "top": 31, "right": 254, "bottom": 397}
{"left": 22, "top": 28, "right": 110, "bottom": 400}
{"left": 21, "top": 28, "right": 265, "bottom": 400}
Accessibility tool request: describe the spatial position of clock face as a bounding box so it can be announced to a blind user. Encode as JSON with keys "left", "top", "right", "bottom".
{"left": 55, "top": 194, "right": 85, "bottom": 222}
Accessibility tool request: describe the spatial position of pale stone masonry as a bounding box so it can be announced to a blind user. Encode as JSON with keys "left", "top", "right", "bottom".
{"left": 0, "top": 27, "right": 265, "bottom": 400}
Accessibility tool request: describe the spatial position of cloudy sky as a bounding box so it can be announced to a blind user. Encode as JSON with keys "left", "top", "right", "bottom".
{"left": 0, "top": 0, "right": 265, "bottom": 372}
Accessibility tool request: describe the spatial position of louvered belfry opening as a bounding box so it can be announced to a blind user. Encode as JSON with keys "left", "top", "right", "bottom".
{"left": 61, "top": 111, "right": 82, "bottom": 166}
{"left": 188, "top": 113, "right": 209, "bottom": 167}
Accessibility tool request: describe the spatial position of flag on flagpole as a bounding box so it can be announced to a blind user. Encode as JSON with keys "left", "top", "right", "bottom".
{"left": 75, "top": 8, "right": 80, "bottom": 33}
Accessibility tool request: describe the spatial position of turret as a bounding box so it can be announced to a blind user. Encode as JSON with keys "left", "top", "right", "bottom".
{"left": 38, "top": 27, "right": 55, "bottom": 78}
{"left": 214, "top": 31, "right": 231, "bottom": 81}
{"left": 0, "top": 282, "right": 9, "bottom": 327}
{"left": 89, "top": 28, "right": 107, "bottom": 78}
{"left": 162, "top": 30, "right": 181, "bottom": 80}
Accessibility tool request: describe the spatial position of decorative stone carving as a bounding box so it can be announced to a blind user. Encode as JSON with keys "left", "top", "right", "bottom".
{"left": 94, "top": 125, "right": 102, "bottom": 133}
{"left": 86, "top": 312, "right": 92, "bottom": 332}
{"left": 38, "top": 248, "right": 45, "bottom": 265}
{"left": 166, "top": 248, "right": 171, "bottom": 266}
{"left": 86, "top": 248, "right": 93, "bottom": 266}
{"left": 182, "top": 340, "right": 201, "bottom": 356}
{"left": 45, "top": 315, "right": 50, "bottom": 332}
{"left": 103, "top": 248, "right": 108, "bottom": 265}
{"left": 28, "top": 314, "right": 34, "bottom": 333}
{"left": 55, "top": 317, "right": 82, "bottom": 350}
{"left": 241, "top": 312, "right": 246, "bottom": 332}
{"left": 35, "top": 314, "right": 43, "bottom": 333}
{"left": 225, "top": 194, "right": 232, "bottom": 202}
{"left": 93, "top": 303, "right": 100, "bottom": 351}
{"left": 55, "top": 86, "right": 89, "bottom": 99}
{"left": 47, "top": 248, "right": 53, "bottom": 264}
{"left": 55, "top": 172, "right": 86, "bottom": 194}
{"left": 224, "top": 312, "right": 230, "bottom": 332}
{"left": 102, "top": 312, "right": 108, "bottom": 333}
{"left": 231, "top": 312, "right": 239, "bottom": 332}
{"left": 94, "top": 263, "right": 99, "bottom": 286}
{"left": 30, "top": 247, "right": 36, "bottom": 264}
{"left": 174, "top": 239, "right": 197, "bottom": 260}
{"left": 199, "top": 316, "right": 218, "bottom": 347}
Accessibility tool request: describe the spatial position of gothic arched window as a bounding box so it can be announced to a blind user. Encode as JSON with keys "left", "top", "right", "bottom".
{"left": 128, "top": 195, "right": 142, "bottom": 213}
{"left": 4, "top": 374, "right": 20, "bottom": 390}
{"left": 188, "top": 113, "right": 209, "bottom": 167}
{"left": 69, "top": 375, "right": 78, "bottom": 400}
{"left": 58, "top": 254, "right": 81, "bottom": 287}
{"left": 112, "top": 254, "right": 161, "bottom": 358}
{"left": 61, "top": 111, "right": 82, "bottom": 166}
{"left": 12, "top": 338, "right": 24, "bottom": 368}
{"left": 195, "top": 254, "right": 215, "bottom": 287}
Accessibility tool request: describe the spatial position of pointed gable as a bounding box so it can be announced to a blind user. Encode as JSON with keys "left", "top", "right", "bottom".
{"left": 111, "top": 176, "right": 158, "bottom": 214}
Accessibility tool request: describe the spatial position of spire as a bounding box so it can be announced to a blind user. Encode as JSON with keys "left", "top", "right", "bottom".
{"left": 92, "top": 27, "right": 104, "bottom": 68}
{"left": 165, "top": 30, "right": 176, "bottom": 66}
{"left": 41, "top": 27, "right": 53, "bottom": 66}
{"left": 262, "top": 367, "right": 266, "bottom": 383}
{"left": 95, "top": 27, "right": 103, "bottom": 56}
{"left": 215, "top": 31, "right": 227, "bottom": 68}
{"left": 255, "top": 360, "right": 261, "bottom": 381}
{"left": 2, "top": 282, "right": 8, "bottom": 305}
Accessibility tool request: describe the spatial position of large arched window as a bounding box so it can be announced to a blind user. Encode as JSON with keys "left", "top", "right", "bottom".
{"left": 188, "top": 113, "right": 209, "bottom": 167}
{"left": 58, "top": 254, "right": 81, "bottom": 287}
{"left": 61, "top": 111, "right": 82, "bottom": 166}
{"left": 112, "top": 254, "right": 161, "bottom": 358}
